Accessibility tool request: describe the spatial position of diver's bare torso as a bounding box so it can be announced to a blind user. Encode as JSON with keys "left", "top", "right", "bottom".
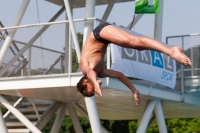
{"left": 80, "top": 32, "right": 107, "bottom": 76}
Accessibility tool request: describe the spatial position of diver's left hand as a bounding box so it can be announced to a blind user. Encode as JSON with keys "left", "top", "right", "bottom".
{"left": 133, "top": 90, "right": 141, "bottom": 106}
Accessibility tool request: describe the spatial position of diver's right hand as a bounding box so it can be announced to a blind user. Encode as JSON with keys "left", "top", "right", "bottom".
{"left": 94, "top": 80, "right": 102, "bottom": 97}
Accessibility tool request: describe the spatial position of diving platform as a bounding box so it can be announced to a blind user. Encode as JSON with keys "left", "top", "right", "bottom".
{"left": 45, "top": 0, "right": 134, "bottom": 8}
{"left": 0, "top": 73, "right": 200, "bottom": 120}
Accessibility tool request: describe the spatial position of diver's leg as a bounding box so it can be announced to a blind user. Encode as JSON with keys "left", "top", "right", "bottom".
{"left": 100, "top": 25, "right": 192, "bottom": 66}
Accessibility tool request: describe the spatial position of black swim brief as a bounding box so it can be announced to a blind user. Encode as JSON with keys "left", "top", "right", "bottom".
{"left": 93, "top": 22, "right": 111, "bottom": 45}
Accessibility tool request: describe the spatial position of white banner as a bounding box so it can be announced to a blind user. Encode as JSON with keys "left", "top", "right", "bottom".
{"left": 110, "top": 29, "right": 176, "bottom": 88}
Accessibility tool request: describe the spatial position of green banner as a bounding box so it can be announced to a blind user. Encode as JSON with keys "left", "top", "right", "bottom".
{"left": 135, "top": 0, "right": 159, "bottom": 14}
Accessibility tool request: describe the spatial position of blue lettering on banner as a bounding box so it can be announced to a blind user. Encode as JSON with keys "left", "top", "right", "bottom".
{"left": 150, "top": 50, "right": 164, "bottom": 69}
{"left": 161, "top": 71, "right": 174, "bottom": 81}
{"left": 121, "top": 48, "right": 175, "bottom": 72}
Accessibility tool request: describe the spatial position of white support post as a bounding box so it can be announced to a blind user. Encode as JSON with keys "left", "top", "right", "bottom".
{"left": 153, "top": 5, "right": 168, "bottom": 132}
{"left": 181, "top": 37, "right": 185, "bottom": 96}
{"left": 0, "top": 7, "right": 65, "bottom": 77}
{"left": 68, "top": 104, "right": 83, "bottom": 133}
{"left": 101, "top": 0, "right": 113, "bottom": 87}
{"left": 136, "top": 99, "right": 157, "bottom": 133}
{"left": 68, "top": 24, "right": 72, "bottom": 73}
{"left": 64, "top": 9, "right": 73, "bottom": 74}
{"left": 154, "top": 100, "right": 167, "bottom": 133}
{"left": 0, "top": 0, "right": 30, "bottom": 67}
{"left": 0, "top": 95, "right": 41, "bottom": 133}
{"left": 72, "top": 103, "right": 109, "bottom": 133}
{"left": 0, "top": 108, "right": 8, "bottom": 133}
{"left": 101, "top": 1, "right": 114, "bottom": 21}
{"left": 82, "top": 0, "right": 102, "bottom": 133}
{"left": 29, "top": 98, "right": 41, "bottom": 121}
{"left": 190, "top": 46, "right": 194, "bottom": 76}
{"left": 154, "top": 0, "right": 164, "bottom": 41}
{"left": 63, "top": 0, "right": 80, "bottom": 62}
{"left": 146, "top": 114, "right": 156, "bottom": 131}
{"left": 72, "top": 103, "right": 89, "bottom": 119}
{"left": 82, "top": 0, "right": 96, "bottom": 43}
{"left": 64, "top": 13, "right": 69, "bottom": 73}
{"left": 50, "top": 103, "right": 68, "bottom": 133}
{"left": 106, "top": 44, "right": 110, "bottom": 87}
{"left": 28, "top": 46, "right": 31, "bottom": 76}
{"left": 64, "top": 14, "right": 70, "bottom": 73}
{"left": 85, "top": 97, "right": 102, "bottom": 133}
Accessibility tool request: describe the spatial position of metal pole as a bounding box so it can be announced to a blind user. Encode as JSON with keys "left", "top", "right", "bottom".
{"left": 61, "top": 55, "right": 64, "bottom": 73}
{"left": 72, "top": 103, "right": 109, "bottom": 133}
{"left": 21, "top": 58, "right": 27, "bottom": 77}
{"left": 0, "top": 108, "right": 8, "bottom": 133}
{"left": 154, "top": 100, "right": 167, "bottom": 133}
{"left": 50, "top": 103, "right": 68, "bottom": 133}
{"left": 136, "top": 99, "right": 157, "bottom": 133}
{"left": 63, "top": 0, "right": 80, "bottom": 62}
{"left": 85, "top": 97, "right": 102, "bottom": 133}
{"left": 146, "top": 114, "right": 156, "bottom": 132}
{"left": 0, "top": 95, "right": 41, "bottom": 133}
{"left": 191, "top": 47, "right": 194, "bottom": 76}
{"left": 28, "top": 47, "right": 31, "bottom": 76}
{"left": 82, "top": 0, "right": 102, "bottom": 133}
{"left": 101, "top": 1, "right": 114, "bottom": 21}
{"left": 0, "top": 0, "right": 30, "bottom": 67}
{"left": 106, "top": 44, "right": 110, "bottom": 86}
{"left": 72, "top": 103, "right": 89, "bottom": 119}
{"left": 68, "top": 7, "right": 73, "bottom": 73}
{"left": 29, "top": 98, "right": 41, "bottom": 121}
{"left": 0, "top": 7, "right": 65, "bottom": 77}
{"left": 68, "top": 28, "right": 72, "bottom": 73}
{"left": 68, "top": 104, "right": 83, "bottom": 133}
{"left": 65, "top": 12, "right": 69, "bottom": 73}
{"left": 181, "top": 37, "right": 185, "bottom": 94}
{"left": 100, "top": 0, "right": 113, "bottom": 86}
{"left": 154, "top": 0, "right": 164, "bottom": 41}
{"left": 82, "top": 0, "right": 96, "bottom": 43}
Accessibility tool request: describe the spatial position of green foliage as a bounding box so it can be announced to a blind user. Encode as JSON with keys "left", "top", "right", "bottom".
{"left": 41, "top": 115, "right": 56, "bottom": 132}
{"left": 129, "top": 120, "right": 140, "bottom": 133}
{"left": 101, "top": 120, "right": 131, "bottom": 133}
{"left": 166, "top": 118, "right": 200, "bottom": 133}
{"left": 77, "top": 32, "right": 83, "bottom": 50}
{"left": 147, "top": 121, "right": 159, "bottom": 133}
{"left": 72, "top": 50, "right": 79, "bottom": 72}
{"left": 71, "top": 32, "right": 83, "bottom": 72}
{"left": 42, "top": 114, "right": 200, "bottom": 133}
{"left": 1, "top": 108, "right": 8, "bottom": 114}
{"left": 79, "top": 117, "right": 91, "bottom": 133}
{"left": 42, "top": 115, "right": 74, "bottom": 133}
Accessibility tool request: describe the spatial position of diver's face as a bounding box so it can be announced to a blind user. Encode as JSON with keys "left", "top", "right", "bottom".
{"left": 83, "top": 78, "right": 102, "bottom": 97}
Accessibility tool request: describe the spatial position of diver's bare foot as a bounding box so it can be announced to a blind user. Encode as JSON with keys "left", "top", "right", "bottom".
{"left": 170, "top": 47, "right": 192, "bottom": 66}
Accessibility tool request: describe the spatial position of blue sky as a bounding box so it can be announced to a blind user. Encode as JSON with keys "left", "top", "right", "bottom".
{"left": 0, "top": 0, "right": 200, "bottom": 48}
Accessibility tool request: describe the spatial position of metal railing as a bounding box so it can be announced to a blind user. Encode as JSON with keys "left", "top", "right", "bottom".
{"left": 166, "top": 34, "right": 200, "bottom": 77}
{"left": 167, "top": 34, "right": 200, "bottom": 95}
{"left": 0, "top": 18, "right": 109, "bottom": 78}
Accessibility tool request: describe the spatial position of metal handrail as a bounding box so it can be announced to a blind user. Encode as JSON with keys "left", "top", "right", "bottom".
{"left": 43, "top": 54, "right": 64, "bottom": 74}
{"left": 176, "top": 68, "right": 200, "bottom": 77}
{"left": 0, "top": 18, "right": 98, "bottom": 31}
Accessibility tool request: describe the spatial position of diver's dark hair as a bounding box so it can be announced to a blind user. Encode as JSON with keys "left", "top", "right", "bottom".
{"left": 76, "top": 76, "right": 94, "bottom": 97}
